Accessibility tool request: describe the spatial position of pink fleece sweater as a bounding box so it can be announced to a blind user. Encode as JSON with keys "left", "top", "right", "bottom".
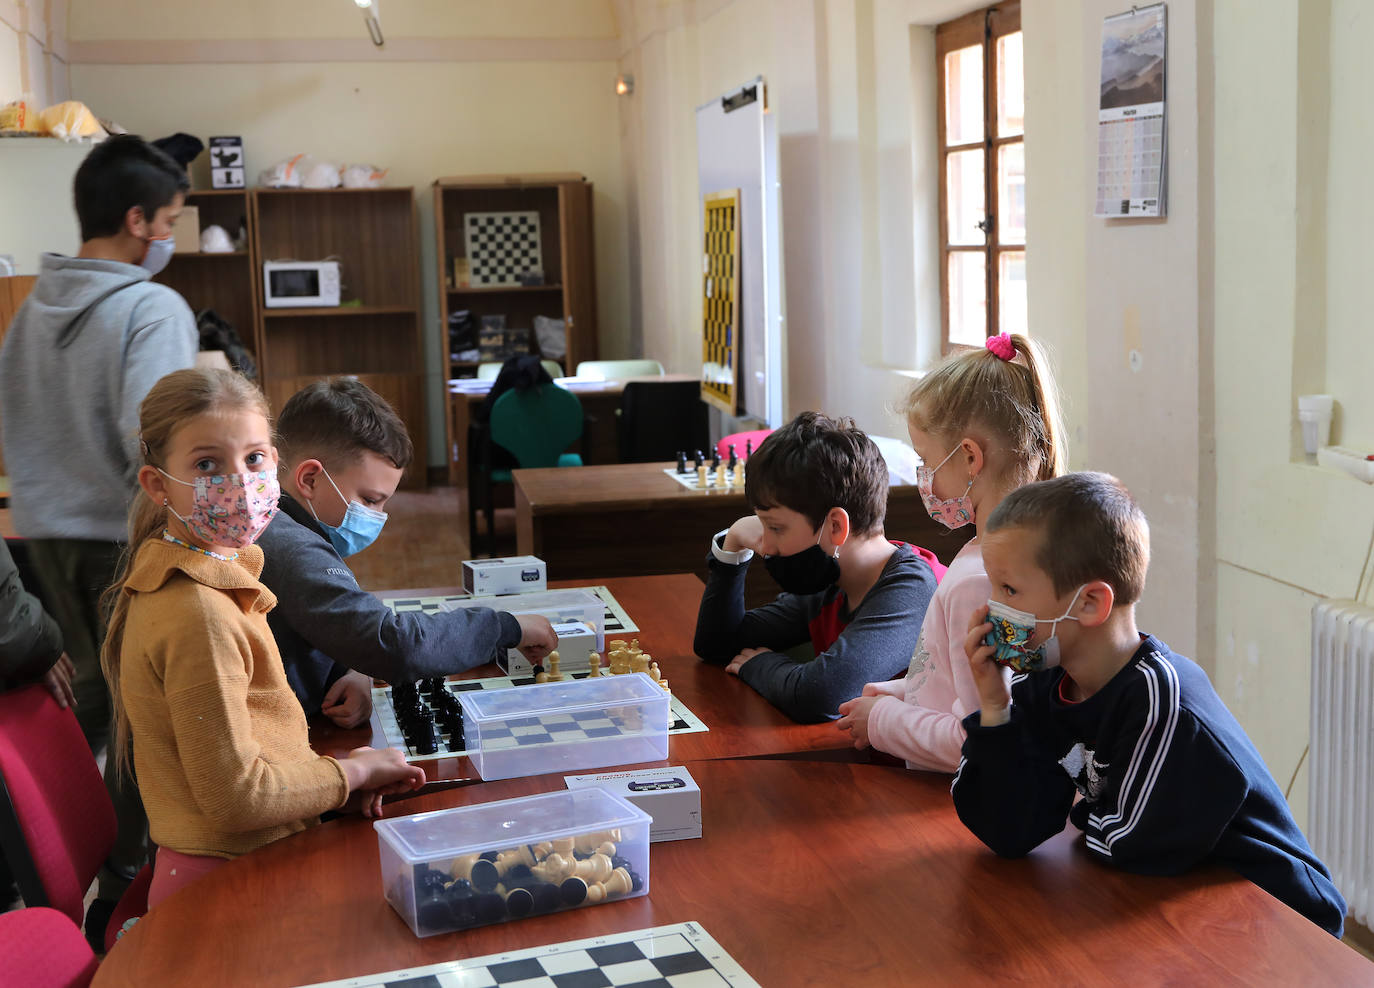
{"left": 866, "top": 541, "right": 1001, "bottom": 772}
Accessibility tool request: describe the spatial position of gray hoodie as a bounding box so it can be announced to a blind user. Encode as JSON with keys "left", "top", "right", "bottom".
{"left": 0, "top": 253, "right": 197, "bottom": 541}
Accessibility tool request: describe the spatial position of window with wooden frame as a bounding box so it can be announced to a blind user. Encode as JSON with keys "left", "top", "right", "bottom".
{"left": 937, "top": 1, "right": 1024, "bottom": 350}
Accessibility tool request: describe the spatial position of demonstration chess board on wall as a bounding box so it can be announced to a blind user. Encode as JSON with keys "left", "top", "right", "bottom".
{"left": 700, "top": 189, "right": 740, "bottom": 415}
{"left": 463, "top": 210, "right": 543, "bottom": 286}
{"left": 297, "top": 922, "right": 760, "bottom": 987}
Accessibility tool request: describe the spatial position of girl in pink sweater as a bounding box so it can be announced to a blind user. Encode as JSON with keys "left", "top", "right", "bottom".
{"left": 837, "top": 333, "right": 1065, "bottom": 771}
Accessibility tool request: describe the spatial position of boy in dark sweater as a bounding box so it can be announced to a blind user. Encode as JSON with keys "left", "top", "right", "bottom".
{"left": 256, "top": 379, "right": 556, "bottom": 727}
{"left": 952, "top": 472, "right": 1346, "bottom": 936}
{"left": 693, "top": 412, "right": 939, "bottom": 722}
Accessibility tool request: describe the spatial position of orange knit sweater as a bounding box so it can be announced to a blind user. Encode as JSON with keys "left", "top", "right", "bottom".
{"left": 120, "top": 539, "right": 349, "bottom": 859}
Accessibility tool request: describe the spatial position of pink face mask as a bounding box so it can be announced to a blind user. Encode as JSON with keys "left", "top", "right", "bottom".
{"left": 915, "top": 445, "right": 974, "bottom": 530}
{"left": 159, "top": 468, "right": 280, "bottom": 548}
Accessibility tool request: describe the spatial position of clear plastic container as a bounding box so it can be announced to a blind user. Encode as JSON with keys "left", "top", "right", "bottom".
{"left": 459, "top": 674, "right": 670, "bottom": 781}
{"left": 441, "top": 588, "right": 606, "bottom": 649}
{"left": 375, "top": 788, "right": 651, "bottom": 937}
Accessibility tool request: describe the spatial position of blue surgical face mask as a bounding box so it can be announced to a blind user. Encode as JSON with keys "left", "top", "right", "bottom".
{"left": 983, "top": 585, "right": 1086, "bottom": 673}
{"left": 307, "top": 467, "right": 387, "bottom": 557}
{"left": 140, "top": 234, "right": 175, "bottom": 275}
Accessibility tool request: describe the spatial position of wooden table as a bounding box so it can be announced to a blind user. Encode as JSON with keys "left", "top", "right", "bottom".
{"left": 93, "top": 758, "right": 1372, "bottom": 986}
{"left": 515, "top": 462, "right": 973, "bottom": 602}
{"left": 449, "top": 375, "right": 697, "bottom": 546}
{"left": 311, "top": 574, "right": 855, "bottom": 783}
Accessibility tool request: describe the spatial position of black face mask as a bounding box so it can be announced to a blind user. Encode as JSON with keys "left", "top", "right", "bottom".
{"left": 763, "top": 539, "right": 841, "bottom": 595}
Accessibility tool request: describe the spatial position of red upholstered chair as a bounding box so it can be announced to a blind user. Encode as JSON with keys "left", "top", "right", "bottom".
{"left": 0, "top": 906, "right": 98, "bottom": 988}
{"left": 716, "top": 429, "right": 773, "bottom": 463}
{"left": 0, "top": 683, "right": 150, "bottom": 953}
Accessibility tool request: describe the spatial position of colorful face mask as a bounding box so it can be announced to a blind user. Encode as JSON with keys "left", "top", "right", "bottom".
{"left": 983, "top": 586, "right": 1086, "bottom": 672}
{"left": 916, "top": 445, "right": 974, "bottom": 530}
{"left": 308, "top": 467, "right": 388, "bottom": 558}
{"left": 160, "top": 468, "right": 280, "bottom": 548}
{"left": 763, "top": 528, "right": 841, "bottom": 595}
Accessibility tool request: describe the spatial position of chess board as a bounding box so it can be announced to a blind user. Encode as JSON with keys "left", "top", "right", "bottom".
{"left": 370, "top": 673, "right": 709, "bottom": 763}
{"left": 662, "top": 467, "right": 744, "bottom": 492}
{"left": 296, "top": 922, "right": 759, "bottom": 987}
{"left": 700, "top": 190, "right": 740, "bottom": 416}
{"left": 383, "top": 586, "right": 638, "bottom": 638}
{"left": 464, "top": 210, "right": 543, "bottom": 286}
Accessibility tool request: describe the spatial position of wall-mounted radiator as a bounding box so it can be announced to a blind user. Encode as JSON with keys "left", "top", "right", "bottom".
{"left": 1310, "top": 599, "right": 1373, "bottom": 929}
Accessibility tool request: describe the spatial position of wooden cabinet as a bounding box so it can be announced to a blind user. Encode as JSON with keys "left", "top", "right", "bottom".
{"left": 434, "top": 174, "right": 598, "bottom": 483}
{"left": 251, "top": 188, "right": 426, "bottom": 488}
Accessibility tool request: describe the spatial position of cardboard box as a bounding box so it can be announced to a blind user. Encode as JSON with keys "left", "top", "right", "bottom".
{"left": 564, "top": 766, "right": 702, "bottom": 843}
{"left": 501, "top": 619, "right": 594, "bottom": 677}
{"left": 171, "top": 205, "right": 200, "bottom": 253}
{"left": 462, "top": 556, "right": 546, "bottom": 596}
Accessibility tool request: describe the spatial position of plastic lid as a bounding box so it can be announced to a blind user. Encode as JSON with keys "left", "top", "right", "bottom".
{"left": 458, "top": 673, "right": 666, "bottom": 723}
{"left": 374, "top": 787, "right": 650, "bottom": 863}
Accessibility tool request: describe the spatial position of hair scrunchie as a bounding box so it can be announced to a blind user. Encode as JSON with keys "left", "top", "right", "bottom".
{"left": 985, "top": 333, "right": 1016, "bottom": 361}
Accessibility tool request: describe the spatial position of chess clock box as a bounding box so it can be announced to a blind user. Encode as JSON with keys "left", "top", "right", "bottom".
{"left": 502, "top": 620, "right": 594, "bottom": 677}
{"left": 457, "top": 674, "right": 669, "bottom": 781}
{"left": 564, "top": 766, "right": 702, "bottom": 843}
{"left": 375, "top": 788, "right": 651, "bottom": 937}
{"left": 462, "top": 556, "right": 547, "bottom": 596}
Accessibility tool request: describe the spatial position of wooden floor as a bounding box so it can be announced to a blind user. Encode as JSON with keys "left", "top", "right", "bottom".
{"left": 345, "top": 485, "right": 521, "bottom": 591}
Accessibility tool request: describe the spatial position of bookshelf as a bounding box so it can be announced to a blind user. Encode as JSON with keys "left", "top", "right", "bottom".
{"left": 252, "top": 187, "right": 426, "bottom": 489}
{"left": 433, "top": 174, "right": 598, "bottom": 483}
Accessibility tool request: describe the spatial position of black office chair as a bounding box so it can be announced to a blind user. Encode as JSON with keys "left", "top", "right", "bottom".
{"left": 617, "top": 379, "right": 711, "bottom": 463}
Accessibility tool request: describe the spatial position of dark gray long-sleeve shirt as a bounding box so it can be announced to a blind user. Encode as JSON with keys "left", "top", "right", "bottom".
{"left": 693, "top": 538, "right": 936, "bottom": 723}
{"left": 257, "top": 493, "right": 521, "bottom": 715}
{"left": 0, "top": 538, "right": 63, "bottom": 690}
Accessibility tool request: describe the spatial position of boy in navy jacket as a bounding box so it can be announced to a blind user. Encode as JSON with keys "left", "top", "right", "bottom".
{"left": 952, "top": 472, "right": 1346, "bottom": 937}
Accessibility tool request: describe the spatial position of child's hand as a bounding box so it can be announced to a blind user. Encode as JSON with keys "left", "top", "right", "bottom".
{"left": 339, "top": 746, "right": 426, "bottom": 799}
{"left": 836, "top": 695, "right": 879, "bottom": 749}
{"left": 322, "top": 670, "right": 374, "bottom": 728}
{"left": 515, "top": 613, "right": 558, "bottom": 662}
{"left": 964, "top": 605, "right": 1011, "bottom": 726}
{"left": 722, "top": 515, "right": 765, "bottom": 554}
{"left": 41, "top": 653, "right": 77, "bottom": 710}
{"left": 725, "top": 646, "right": 769, "bottom": 675}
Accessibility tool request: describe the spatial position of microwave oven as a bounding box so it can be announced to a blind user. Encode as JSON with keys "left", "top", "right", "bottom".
{"left": 263, "top": 260, "right": 341, "bottom": 308}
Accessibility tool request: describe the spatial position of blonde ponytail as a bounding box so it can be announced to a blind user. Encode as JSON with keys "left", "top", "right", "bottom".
{"left": 100, "top": 367, "right": 271, "bottom": 779}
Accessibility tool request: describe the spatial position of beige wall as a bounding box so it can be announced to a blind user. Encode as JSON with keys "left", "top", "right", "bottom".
{"left": 0, "top": 0, "right": 71, "bottom": 108}
{"left": 65, "top": 0, "right": 628, "bottom": 469}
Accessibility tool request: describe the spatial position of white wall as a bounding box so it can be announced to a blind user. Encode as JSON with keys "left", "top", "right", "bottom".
{"left": 0, "top": 0, "right": 71, "bottom": 108}
{"left": 64, "top": 0, "right": 627, "bottom": 470}
{"left": 0, "top": 138, "right": 86, "bottom": 271}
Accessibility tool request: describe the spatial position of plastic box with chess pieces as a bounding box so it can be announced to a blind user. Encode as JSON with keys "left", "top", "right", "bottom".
{"left": 457, "top": 672, "right": 669, "bottom": 781}
{"left": 375, "top": 787, "right": 651, "bottom": 937}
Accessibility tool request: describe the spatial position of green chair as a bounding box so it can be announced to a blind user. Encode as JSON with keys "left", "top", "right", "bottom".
{"left": 471, "top": 384, "right": 584, "bottom": 557}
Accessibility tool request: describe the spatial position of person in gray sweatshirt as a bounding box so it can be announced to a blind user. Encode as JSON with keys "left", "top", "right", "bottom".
{"left": 0, "top": 134, "right": 196, "bottom": 944}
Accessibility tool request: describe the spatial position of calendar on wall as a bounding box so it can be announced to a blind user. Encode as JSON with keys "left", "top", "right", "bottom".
{"left": 1095, "top": 3, "right": 1167, "bottom": 218}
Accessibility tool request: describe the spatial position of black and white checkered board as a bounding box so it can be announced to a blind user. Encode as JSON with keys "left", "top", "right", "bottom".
{"left": 383, "top": 585, "right": 637, "bottom": 638}
{"left": 661, "top": 467, "right": 744, "bottom": 493}
{"left": 369, "top": 673, "right": 708, "bottom": 762}
{"left": 295, "top": 922, "right": 759, "bottom": 987}
{"left": 464, "top": 210, "right": 543, "bottom": 286}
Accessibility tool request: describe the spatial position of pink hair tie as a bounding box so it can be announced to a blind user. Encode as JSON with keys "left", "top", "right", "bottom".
{"left": 985, "top": 333, "right": 1015, "bottom": 361}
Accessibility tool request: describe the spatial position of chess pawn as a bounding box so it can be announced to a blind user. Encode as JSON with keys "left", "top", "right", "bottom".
{"left": 603, "top": 867, "right": 634, "bottom": 897}
{"left": 571, "top": 853, "right": 613, "bottom": 883}
{"left": 585, "top": 882, "right": 606, "bottom": 904}
{"left": 587, "top": 651, "right": 603, "bottom": 677}
{"left": 647, "top": 661, "right": 661, "bottom": 683}
{"left": 677, "top": 450, "right": 688, "bottom": 474}
{"left": 547, "top": 650, "right": 563, "bottom": 682}
{"left": 745, "top": 438, "right": 753, "bottom": 459}
{"left": 733, "top": 463, "right": 744, "bottom": 487}
{"left": 448, "top": 852, "right": 480, "bottom": 882}
{"left": 728, "top": 442, "right": 738, "bottom": 469}
{"left": 534, "top": 668, "right": 549, "bottom": 684}
{"left": 716, "top": 463, "right": 726, "bottom": 487}
{"left": 697, "top": 463, "right": 708, "bottom": 487}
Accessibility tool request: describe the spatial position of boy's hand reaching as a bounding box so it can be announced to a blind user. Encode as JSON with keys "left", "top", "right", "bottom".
{"left": 515, "top": 613, "right": 558, "bottom": 662}
{"left": 722, "top": 515, "right": 765, "bottom": 554}
{"left": 338, "top": 746, "right": 426, "bottom": 818}
{"left": 836, "top": 694, "right": 880, "bottom": 749}
{"left": 322, "top": 670, "right": 374, "bottom": 728}
{"left": 964, "top": 605, "right": 1012, "bottom": 727}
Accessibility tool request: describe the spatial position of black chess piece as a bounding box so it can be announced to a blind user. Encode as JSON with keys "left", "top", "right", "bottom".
{"left": 745, "top": 438, "right": 753, "bottom": 459}
{"left": 470, "top": 858, "right": 500, "bottom": 892}
{"left": 728, "top": 443, "right": 738, "bottom": 469}
{"left": 710, "top": 448, "right": 720, "bottom": 470}
{"left": 531, "top": 882, "right": 562, "bottom": 914}
{"left": 559, "top": 876, "right": 589, "bottom": 906}
{"left": 417, "top": 893, "right": 451, "bottom": 932}
{"left": 474, "top": 892, "right": 505, "bottom": 925}
{"left": 628, "top": 869, "right": 644, "bottom": 893}
{"left": 677, "top": 450, "right": 688, "bottom": 474}
{"left": 414, "top": 866, "right": 448, "bottom": 896}
{"left": 693, "top": 449, "right": 704, "bottom": 470}
{"left": 504, "top": 887, "right": 534, "bottom": 918}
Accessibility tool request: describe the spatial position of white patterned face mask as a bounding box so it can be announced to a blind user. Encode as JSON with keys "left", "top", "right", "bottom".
{"left": 915, "top": 445, "right": 974, "bottom": 530}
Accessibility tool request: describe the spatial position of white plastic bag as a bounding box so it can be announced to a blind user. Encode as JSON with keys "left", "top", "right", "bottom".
{"left": 341, "top": 164, "right": 388, "bottom": 188}
{"left": 299, "top": 156, "right": 342, "bottom": 189}
{"left": 200, "top": 225, "right": 236, "bottom": 253}
{"left": 258, "top": 153, "right": 306, "bottom": 188}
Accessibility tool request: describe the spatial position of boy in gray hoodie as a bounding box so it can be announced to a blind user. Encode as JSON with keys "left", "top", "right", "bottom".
{"left": 0, "top": 133, "right": 196, "bottom": 944}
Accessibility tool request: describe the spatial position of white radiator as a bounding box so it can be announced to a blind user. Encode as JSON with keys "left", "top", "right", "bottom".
{"left": 1310, "top": 599, "right": 1374, "bottom": 928}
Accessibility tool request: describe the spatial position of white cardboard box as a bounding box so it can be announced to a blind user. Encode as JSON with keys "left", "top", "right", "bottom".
{"left": 462, "top": 556, "right": 547, "bottom": 596}
{"left": 564, "top": 765, "right": 702, "bottom": 843}
{"left": 500, "top": 620, "right": 595, "bottom": 677}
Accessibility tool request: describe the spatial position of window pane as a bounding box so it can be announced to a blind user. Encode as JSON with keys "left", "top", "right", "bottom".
{"left": 948, "top": 252, "right": 987, "bottom": 346}
{"left": 997, "top": 31, "right": 1024, "bottom": 137}
{"left": 998, "top": 251, "right": 1027, "bottom": 337}
{"left": 946, "top": 149, "right": 985, "bottom": 245}
{"left": 944, "top": 44, "right": 984, "bottom": 146}
{"left": 997, "top": 142, "right": 1025, "bottom": 245}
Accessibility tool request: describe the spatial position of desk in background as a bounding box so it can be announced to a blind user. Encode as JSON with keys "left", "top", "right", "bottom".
{"left": 92, "top": 758, "right": 1372, "bottom": 987}
{"left": 515, "top": 461, "right": 973, "bottom": 606}
{"left": 312, "top": 573, "right": 855, "bottom": 784}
